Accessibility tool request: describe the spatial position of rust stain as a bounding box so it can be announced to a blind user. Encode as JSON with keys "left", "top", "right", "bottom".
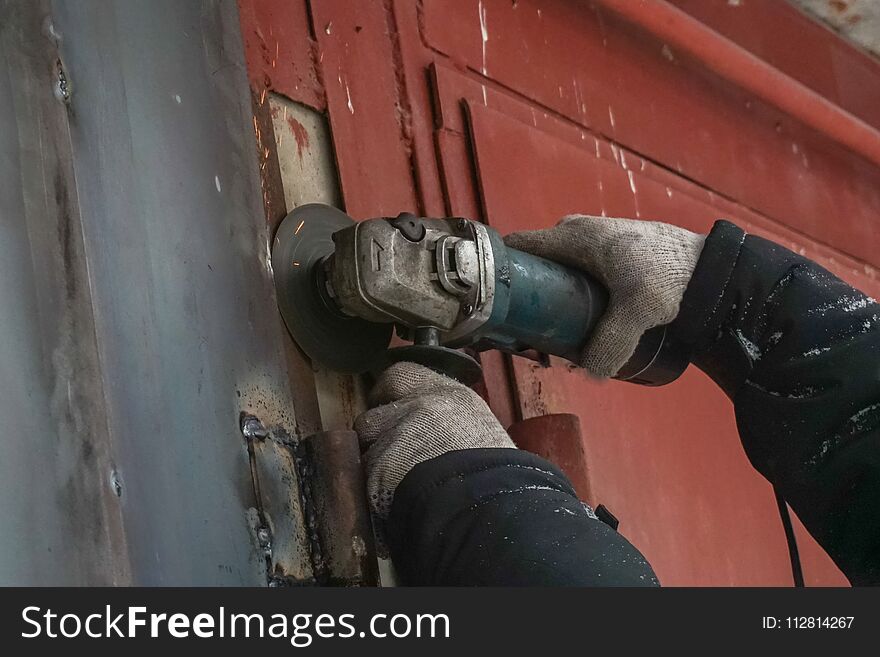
{"left": 286, "top": 116, "right": 310, "bottom": 160}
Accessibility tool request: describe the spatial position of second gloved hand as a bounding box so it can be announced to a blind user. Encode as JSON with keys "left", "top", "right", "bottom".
{"left": 504, "top": 215, "right": 706, "bottom": 378}
{"left": 355, "top": 361, "right": 515, "bottom": 523}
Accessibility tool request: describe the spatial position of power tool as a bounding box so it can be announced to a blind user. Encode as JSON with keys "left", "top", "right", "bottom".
{"left": 272, "top": 203, "right": 688, "bottom": 386}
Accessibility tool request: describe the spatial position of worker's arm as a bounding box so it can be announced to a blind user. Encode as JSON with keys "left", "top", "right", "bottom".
{"left": 356, "top": 362, "right": 658, "bottom": 586}
{"left": 673, "top": 221, "right": 880, "bottom": 585}
{"left": 508, "top": 217, "right": 880, "bottom": 585}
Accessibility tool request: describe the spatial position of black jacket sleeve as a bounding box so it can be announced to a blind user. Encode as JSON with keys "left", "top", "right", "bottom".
{"left": 387, "top": 448, "right": 658, "bottom": 586}
{"left": 670, "top": 220, "right": 880, "bottom": 585}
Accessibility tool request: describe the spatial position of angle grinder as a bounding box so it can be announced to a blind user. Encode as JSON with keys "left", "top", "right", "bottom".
{"left": 272, "top": 203, "right": 688, "bottom": 386}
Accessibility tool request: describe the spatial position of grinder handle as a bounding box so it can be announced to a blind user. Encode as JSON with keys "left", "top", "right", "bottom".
{"left": 495, "top": 246, "right": 689, "bottom": 386}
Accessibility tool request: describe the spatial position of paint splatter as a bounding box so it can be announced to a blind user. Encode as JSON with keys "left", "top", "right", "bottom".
{"left": 345, "top": 83, "right": 354, "bottom": 114}
{"left": 287, "top": 116, "right": 310, "bottom": 159}
{"left": 626, "top": 170, "right": 637, "bottom": 195}
{"left": 479, "top": 1, "right": 489, "bottom": 105}
{"left": 479, "top": 1, "right": 489, "bottom": 76}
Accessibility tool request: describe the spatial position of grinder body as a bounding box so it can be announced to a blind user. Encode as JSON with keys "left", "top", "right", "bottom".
{"left": 308, "top": 208, "right": 687, "bottom": 385}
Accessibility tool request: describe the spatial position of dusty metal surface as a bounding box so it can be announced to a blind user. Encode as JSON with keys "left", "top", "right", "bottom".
{"left": 297, "top": 430, "right": 377, "bottom": 586}
{"left": 1, "top": 0, "right": 311, "bottom": 584}
{"left": 243, "top": 415, "right": 314, "bottom": 584}
{"left": 0, "top": 0, "right": 129, "bottom": 585}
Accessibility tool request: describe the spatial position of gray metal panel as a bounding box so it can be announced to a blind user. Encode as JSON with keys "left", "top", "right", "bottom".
{"left": 1, "top": 0, "right": 305, "bottom": 584}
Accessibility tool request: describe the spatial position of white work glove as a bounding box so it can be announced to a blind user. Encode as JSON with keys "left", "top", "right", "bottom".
{"left": 355, "top": 362, "right": 515, "bottom": 528}
{"left": 504, "top": 215, "right": 705, "bottom": 378}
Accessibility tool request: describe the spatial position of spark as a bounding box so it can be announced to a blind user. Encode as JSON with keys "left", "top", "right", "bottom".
{"left": 294, "top": 220, "right": 305, "bottom": 235}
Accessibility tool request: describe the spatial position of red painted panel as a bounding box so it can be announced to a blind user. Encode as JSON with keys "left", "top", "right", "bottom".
{"left": 310, "top": 0, "right": 419, "bottom": 218}
{"left": 508, "top": 414, "right": 593, "bottom": 502}
{"left": 669, "top": 0, "right": 880, "bottom": 130}
{"left": 238, "top": 0, "right": 324, "bottom": 109}
{"left": 421, "top": 0, "right": 880, "bottom": 268}
{"left": 466, "top": 101, "right": 853, "bottom": 585}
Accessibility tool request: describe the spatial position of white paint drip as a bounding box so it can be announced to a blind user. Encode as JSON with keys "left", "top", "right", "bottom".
{"left": 610, "top": 143, "right": 620, "bottom": 164}
{"left": 478, "top": 0, "right": 490, "bottom": 106}
{"left": 345, "top": 82, "right": 354, "bottom": 114}
{"left": 627, "top": 170, "right": 637, "bottom": 195}
{"left": 479, "top": 1, "right": 489, "bottom": 77}
{"left": 572, "top": 78, "right": 586, "bottom": 116}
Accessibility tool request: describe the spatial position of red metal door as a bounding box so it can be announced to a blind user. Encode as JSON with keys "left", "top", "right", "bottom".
{"left": 240, "top": 0, "right": 880, "bottom": 585}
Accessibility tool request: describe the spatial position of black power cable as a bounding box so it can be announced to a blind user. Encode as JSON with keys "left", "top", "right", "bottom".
{"left": 774, "top": 486, "right": 805, "bottom": 587}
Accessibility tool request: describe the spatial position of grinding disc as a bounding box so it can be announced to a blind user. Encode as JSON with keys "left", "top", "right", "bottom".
{"left": 381, "top": 346, "right": 482, "bottom": 386}
{"left": 272, "top": 204, "right": 392, "bottom": 373}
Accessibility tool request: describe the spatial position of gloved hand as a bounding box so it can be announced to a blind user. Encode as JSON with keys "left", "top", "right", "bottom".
{"left": 504, "top": 215, "right": 705, "bottom": 378}
{"left": 355, "top": 362, "right": 515, "bottom": 525}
